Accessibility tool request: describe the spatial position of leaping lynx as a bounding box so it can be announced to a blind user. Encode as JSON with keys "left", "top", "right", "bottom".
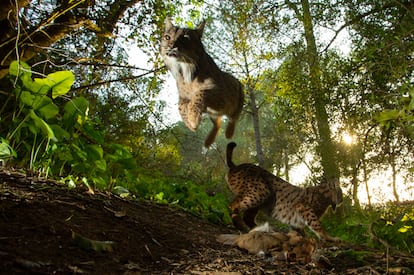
{"left": 225, "top": 142, "right": 343, "bottom": 242}
{"left": 160, "top": 18, "right": 244, "bottom": 147}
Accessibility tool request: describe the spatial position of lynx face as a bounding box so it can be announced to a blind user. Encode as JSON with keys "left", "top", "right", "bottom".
{"left": 225, "top": 142, "right": 343, "bottom": 242}
{"left": 160, "top": 20, "right": 203, "bottom": 83}
{"left": 160, "top": 18, "right": 244, "bottom": 147}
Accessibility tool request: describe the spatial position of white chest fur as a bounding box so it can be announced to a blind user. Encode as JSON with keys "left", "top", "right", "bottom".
{"left": 164, "top": 56, "right": 196, "bottom": 84}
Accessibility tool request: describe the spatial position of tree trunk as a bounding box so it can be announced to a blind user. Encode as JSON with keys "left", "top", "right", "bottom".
{"left": 390, "top": 152, "right": 400, "bottom": 202}
{"left": 351, "top": 165, "right": 361, "bottom": 208}
{"left": 299, "top": 0, "right": 340, "bottom": 180}
{"left": 284, "top": 148, "right": 290, "bottom": 182}
{"left": 363, "top": 159, "right": 372, "bottom": 207}
{"left": 247, "top": 85, "right": 265, "bottom": 167}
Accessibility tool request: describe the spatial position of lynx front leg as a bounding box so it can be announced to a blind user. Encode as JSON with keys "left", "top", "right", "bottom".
{"left": 296, "top": 204, "right": 339, "bottom": 242}
{"left": 186, "top": 95, "right": 204, "bottom": 131}
{"left": 178, "top": 97, "right": 197, "bottom": 131}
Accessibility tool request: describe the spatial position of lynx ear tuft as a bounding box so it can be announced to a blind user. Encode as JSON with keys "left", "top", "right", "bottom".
{"left": 197, "top": 20, "right": 206, "bottom": 36}
{"left": 165, "top": 17, "right": 174, "bottom": 31}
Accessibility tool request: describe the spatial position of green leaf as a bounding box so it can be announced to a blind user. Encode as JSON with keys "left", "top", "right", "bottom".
{"left": 47, "top": 71, "right": 75, "bottom": 98}
{"left": 50, "top": 124, "right": 70, "bottom": 140}
{"left": 20, "top": 90, "right": 36, "bottom": 106}
{"left": 9, "top": 61, "right": 32, "bottom": 87}
{"left": 29, "top": 110, "right": 57, "bottom": 142}
{"left": 33, "top": 96, "right": 59, "bottom": 119}
{"left": 375, "top": 110, "right": 400, "bottom": 123}
{"left": 408, "top": 93, "right": 414, "bottom": 111}
{"left": 64, "top": 97, "right": 89, "bottom": 121}
{"left": 83, "top": 124, "right": 104, "bottom": 144}
{"left": 71, "top": 144, "right": 88, "bottom": 162}
{"left": 0, "top": 138, "right": 17, "bottom": 158}
{"left": 94, "top": 159, "right": 107, "bottom": 171}
{"left": 86, "top": 144, "right": 104, "bottom": 161}
{"left": 29, "top": 78, "right": 51, "bottom": 95}
{"left": 113, "top": 186, "right": 130, "bottom": 197}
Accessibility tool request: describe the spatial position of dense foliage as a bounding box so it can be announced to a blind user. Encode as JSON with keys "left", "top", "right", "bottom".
{"left": 0, "top": 0, "right": 413, "bottom": 252}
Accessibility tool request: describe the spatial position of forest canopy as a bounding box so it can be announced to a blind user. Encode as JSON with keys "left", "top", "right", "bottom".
{"left": 0, "top": 0, "right": 413, "bottom": 249}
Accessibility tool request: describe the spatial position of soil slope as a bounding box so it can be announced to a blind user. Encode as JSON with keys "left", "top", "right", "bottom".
{"left": 0, "top": 169, "right": 413, "bottom": 274}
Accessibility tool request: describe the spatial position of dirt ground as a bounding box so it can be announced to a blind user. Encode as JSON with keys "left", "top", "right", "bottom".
{"left": 0, "top": 168, "right": 413, "bottom": 274}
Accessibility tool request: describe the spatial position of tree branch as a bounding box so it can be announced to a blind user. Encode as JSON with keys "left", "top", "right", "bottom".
{"left": 70, "top": 67, "right": 164, "bottom": 92}
{"left": 321, "top": 2, "right": 402, "bottom": 53}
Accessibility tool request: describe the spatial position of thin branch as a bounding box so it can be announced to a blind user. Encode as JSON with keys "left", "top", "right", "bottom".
{"left": 70, "top": 67, "right": 164, "bottom": 91}
{"left": 321, "top": 2, "right": 400, "bottom": 53}
{"left": 69, "top": 60, "right": 153, "bottom": 72}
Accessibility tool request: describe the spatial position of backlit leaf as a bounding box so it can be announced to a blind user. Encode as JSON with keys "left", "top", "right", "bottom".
{"left": 48, "top": 71, "right": 75, "bottom": 98}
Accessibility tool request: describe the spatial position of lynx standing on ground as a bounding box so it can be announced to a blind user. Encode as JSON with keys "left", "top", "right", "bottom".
{"left": 225, "top": 142, "right": 343, "bottom": 242}
{"left": 160, "top": 18, "right": 244, "bottom": 147}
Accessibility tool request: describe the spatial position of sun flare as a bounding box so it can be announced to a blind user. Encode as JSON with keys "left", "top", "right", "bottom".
{"left": 342, "top": 132, "right": 354, "bottom": 145}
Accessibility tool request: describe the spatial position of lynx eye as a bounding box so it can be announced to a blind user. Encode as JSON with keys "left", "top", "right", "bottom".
{"left": 164, "top": 34, "right": 171, "bottom": 41}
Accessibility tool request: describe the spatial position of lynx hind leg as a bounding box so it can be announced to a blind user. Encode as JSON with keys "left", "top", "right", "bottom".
{"left": 243, "top": 207, "right": 260, "bottom": 229}
{"left": 230, "top": 192, "right": 269, "bottom": 232}
{"left": 225, "top": 104, "right": 243, "bottom": 139}
{"left": 225, "top": 84, "right": 244, "bottom": 139}
{"left": 225, "top": 119, "right": 236, "bottom": 139}
{"left": 204, "top": 116, "right": 222, "bottom": 147}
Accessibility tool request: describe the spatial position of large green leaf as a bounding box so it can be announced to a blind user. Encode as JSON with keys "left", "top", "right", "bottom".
{"left": 29, "top": 78, "right": 51, "bottom": 95}
{"left": 29, "top": 110, "right": 57, "bottom": 142}
{"left": 47, "top": 71, "right": 75, "bottom": 98}
{"left": 29, "top": 71, "right": 74, "bottom": 97}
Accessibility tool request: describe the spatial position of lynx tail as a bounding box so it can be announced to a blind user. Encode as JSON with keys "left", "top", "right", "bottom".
{"left": 226, "top": 142, "right": 237, "bottom": 169}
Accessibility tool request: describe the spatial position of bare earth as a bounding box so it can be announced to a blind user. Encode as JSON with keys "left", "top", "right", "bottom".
{"left": 0, "top": 169, "right": 413, "bottom": 274}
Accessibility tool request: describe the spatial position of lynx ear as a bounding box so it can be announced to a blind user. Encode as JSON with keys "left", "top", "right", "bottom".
{"left": 165, "top": 17, "right": 174, "bottom": 32}
{"left": 197, "top": 20, "right": 206, "bottom": 36}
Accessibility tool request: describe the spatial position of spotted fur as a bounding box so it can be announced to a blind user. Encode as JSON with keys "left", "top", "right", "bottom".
{"left": 225, "top": 142, "right": 343, "bottom": 241}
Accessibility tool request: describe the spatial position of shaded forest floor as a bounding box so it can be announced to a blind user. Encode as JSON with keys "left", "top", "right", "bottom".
{"left": 0, "top": 168, "right": 413, "bottom": 274}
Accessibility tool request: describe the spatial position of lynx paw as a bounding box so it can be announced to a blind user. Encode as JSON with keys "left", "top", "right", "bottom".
{"left": 186, "top": 108, "right": 202, "bottom": 131}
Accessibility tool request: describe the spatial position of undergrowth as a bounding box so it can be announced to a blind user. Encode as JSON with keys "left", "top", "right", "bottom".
{"left": 323, "top": 198, "right": 414, "bottom": 253}
{"left": 1, "top": 62, "right": 413, "bottom": 253}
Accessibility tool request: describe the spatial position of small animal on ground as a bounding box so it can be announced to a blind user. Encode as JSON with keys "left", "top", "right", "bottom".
{"left": 225, "top": 142, "right": 343, "bottom": 242}
{"left": 217, "top": 222, "right": 316, "bottom": 263}
{"left": 160, "top": 18, "right": 244, "bottom": 147}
